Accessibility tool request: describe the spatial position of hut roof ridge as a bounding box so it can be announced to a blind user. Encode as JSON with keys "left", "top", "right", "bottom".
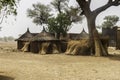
{"left": 31, "top": 30, "right": 58, "bottom": 41}
{"left": 15, "top": 28, "right": 34, "bottom": 41}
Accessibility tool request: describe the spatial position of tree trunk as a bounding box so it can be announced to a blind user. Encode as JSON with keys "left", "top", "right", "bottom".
{"left": 55, "top": 33, "right": 60, "bottom": 39}
{"left": 87, "top": 16, "right": 96, "bottom": 55}
{"left": 87, "top": 15, "right": 108, "bottom": 56}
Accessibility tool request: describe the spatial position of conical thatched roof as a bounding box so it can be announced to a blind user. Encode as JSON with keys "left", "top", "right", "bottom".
{"left": 31, "top": 27, "right": 58, "bottom": 41}
{"left": 79, "top": 29, "right": 89, "bottom": 39}
{"left": 15, "top": 28, "right": 34, "bottom": 41}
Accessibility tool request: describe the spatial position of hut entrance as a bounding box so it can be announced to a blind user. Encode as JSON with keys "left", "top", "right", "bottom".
{"left": 39, "top": 42, "right": 51, "bottom": 54}
{"left": 21, "top": 42, "right": 30, "bottom": 52}
{"left": 38, "top": 42, "right": 60, "bottom": 54}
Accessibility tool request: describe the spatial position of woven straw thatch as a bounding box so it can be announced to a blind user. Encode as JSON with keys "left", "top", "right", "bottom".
{"left": 79, "top": 29, "right": 89, "bottom": 39}
{"left": 31, "top": 27, "right": 58, "bottom": 41}
{"left": 15, "top": 28, "right": 34, "bottom": 41}
{"left": 15, "top": 28, "right": 35, "bottom": 50}
{"left": 67, "top": 28, "right": 89, "bottom": 40}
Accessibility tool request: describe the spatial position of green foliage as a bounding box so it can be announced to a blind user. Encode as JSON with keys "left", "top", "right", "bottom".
{"left": 0, "top": 0, "right": 19, "bottom": 15}
{"left": 48, "top": 13, "right": 71, "bottom": 35}
{"left": 102, "top": 15, "right": 119, "bottom": 28}
{"left": 0, "top": 0, "right": 19, "bottom": 24}
{"left": 51, "top": 0, "right": 69, "bottom": 13}
{"left": 27, "top": 1, "right": 83, "bottom": 38}
{"left": 27, "top": 3, "right": 52, "bottom": 25}
{"left": 65, "top": 6, "right": 83, "bottom": 23}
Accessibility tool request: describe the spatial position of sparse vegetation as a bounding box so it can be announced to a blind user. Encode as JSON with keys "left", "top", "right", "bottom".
{"left": 0, "top": 42, "right": 120, "bottom": 80}
{"left": 0, "top": 36, "right": 15, "bottom": 42}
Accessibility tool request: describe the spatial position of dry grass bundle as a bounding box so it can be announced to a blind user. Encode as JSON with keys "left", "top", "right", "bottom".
{"left": 39, "top": 42, "right": 50, "bottom": 55}
{"left": 65, "top": 41, "right": 80, "bottom": 54}
{"left": 52, "top": 44, "right": 59, "bottom": 54}
{"left": 65, "top": 40, "right": 90, "bottom": 55}
{"left": 21, "top": 42, "right": 30, "bottom": 52}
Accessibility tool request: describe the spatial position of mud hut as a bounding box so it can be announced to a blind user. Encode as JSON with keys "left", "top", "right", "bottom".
{"left": 116, "top": 27, "right": 120, "bottom": 49}
{"left": 67, "top": 28, "right": 89, "bottom": 40}
{"left": 65, "top": 29, "right": 90, "bottom": 55}
{"left": 15, "top": 28, "right": 35, "bottom": 51}
{"left": 67, "top": 33, "right": 81, "bottom": 40}
{"left": 30, "top": 27, "right": 61, "bottom": 54}
{"left": 102, "top": 27, "right": 117, "bottom": 47}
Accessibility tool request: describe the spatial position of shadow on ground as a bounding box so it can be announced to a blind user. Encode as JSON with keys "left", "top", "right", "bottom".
{"left": 108, "top": 54, "right": 120, "bottom": 61}
{"left": 0, "top": 75, "right": 14, "bottom": 80}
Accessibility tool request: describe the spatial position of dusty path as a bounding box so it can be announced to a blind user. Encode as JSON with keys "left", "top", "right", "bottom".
{"left": 0, "top": 42, "right": 120, "bottom": 80}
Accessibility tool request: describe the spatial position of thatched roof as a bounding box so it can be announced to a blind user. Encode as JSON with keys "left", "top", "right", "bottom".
{"left": 31, "top": 27, "right": 58, "bottom": 41}
{"left": 15, "top": 28, "right": 34, "bottom": 41}
{"left": 79, "top": 29, "right": 89, "bottom": 39}
{"left": 67, "top": 33, "right": 80, "bottom": 40}
{"left": 67, "top": 29, "right": 89, "bottom": 40}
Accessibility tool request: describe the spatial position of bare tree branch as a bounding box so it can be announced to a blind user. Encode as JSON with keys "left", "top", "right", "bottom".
{"left": 0, "top": 7, "right": 7, "bottom": 24}
{"left": 93, "top": 0, "right": 120, "bottom": 16}
{"left": 76, "top": 0, "right": 91, "bottom": 16}
{"left": 112, "top": 0, "right": 120, "bottom": 6}
{"left": 88, "top": 0, "right": 91, "bottom": 6}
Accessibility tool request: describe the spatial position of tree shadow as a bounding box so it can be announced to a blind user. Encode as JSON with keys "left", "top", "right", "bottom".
{"left": 0, "top": 75, "right": 14, "bottom": 80}
{"left": 108, "top": 54, "right": 120, "bottom": 61}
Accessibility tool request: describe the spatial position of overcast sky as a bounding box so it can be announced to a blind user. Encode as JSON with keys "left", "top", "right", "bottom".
{"left": 0, "top": 0, "right": 120, "bottom": 38}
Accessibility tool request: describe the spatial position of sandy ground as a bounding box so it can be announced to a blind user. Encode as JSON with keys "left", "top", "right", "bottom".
{"left": 0, "top": 41, "right": 120, "bottom": 80}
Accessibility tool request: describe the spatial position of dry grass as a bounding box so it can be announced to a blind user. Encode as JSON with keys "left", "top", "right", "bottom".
{"left": 65, "top": 40, "right": 90, "bottom": 55}
{"left": 0, "top": 41, "right": 120, "bottom": 80}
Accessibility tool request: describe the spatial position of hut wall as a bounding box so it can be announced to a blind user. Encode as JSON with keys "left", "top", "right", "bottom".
{"left": 17, "top": 41, "right": 30, "bottom": 51}
{"left": 17, "top": 41, "right": 24, "bottom": 50}
{"left": 102, "top": 27, "right": 117, "bottom": 47}
{"left": 100, "top": 37, "right": 109, "bottom": 50}
{"left": 30, "top": 41, "right": 39, "bottom": 53}
{"left": 116, "top": 30, "right": 120, "bottom": 49}
{"left": 69, "top": 34, "right": 81, "bottom": 40}
{"left": 60, "top": 41, "right": 67, "bottom": 52}
{"left": 30, "top": 41, "right": 64, "bottom": 54}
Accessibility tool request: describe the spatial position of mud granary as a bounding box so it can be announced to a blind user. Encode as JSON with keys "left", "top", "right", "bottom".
{"left": 102, "top": 26, "right": 120, "bottom": 49}
{"left": 15, "top": 27, "right": 89, "bottom": 54}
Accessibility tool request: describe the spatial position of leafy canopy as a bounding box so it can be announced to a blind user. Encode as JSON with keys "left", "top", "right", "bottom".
{"left": 48, "top": 13, "right": 71, "bottom": 35}
{"left": 51, "top": 0, "right": 69, "bottom": 13}
{"left": 27, "top": 0, "right": 83, "bottom": 38}
{"left": 27, "top": 3, "right": 51, "bottom": 25}
{"left": 0, "top": 0, "right": 19, "bottom": 23}
{"left": 102, "top": 15, "right": 119, "bottom": 28}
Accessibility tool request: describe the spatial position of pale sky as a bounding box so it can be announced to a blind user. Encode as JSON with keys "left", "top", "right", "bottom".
{"left": 0, "top": 0, "right": 120, "bottom": 38}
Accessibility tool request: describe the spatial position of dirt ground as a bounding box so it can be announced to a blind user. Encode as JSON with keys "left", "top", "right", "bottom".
{"left": 0, "top": 41, "right": 120, "bottom": 80}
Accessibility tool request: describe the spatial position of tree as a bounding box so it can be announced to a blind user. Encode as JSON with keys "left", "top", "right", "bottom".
{"left": 51, "top": 0, "right": 69, "bottom": 13}
{"left": 76, "top": 0, "right": 120, "bottom": 56}
{"left": 48, "top": 13, "right": 72, "bottom": 38}
{"left": 27, "top": 3, "right": 52, "bottom": 26}
{"left": 48, "top": 0, "right": 82, "bottom": 39}
{"left": 27, "top": 1, "right": 83, "bottom": 39}
{"left": 102, "top": 15, "right": 119, "bottom": 28}
{"left": 51, "top": 0, "right": 82, "bottom": 23}
{"left": 0, "top": 0, "right": 19, "bottom": 24}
